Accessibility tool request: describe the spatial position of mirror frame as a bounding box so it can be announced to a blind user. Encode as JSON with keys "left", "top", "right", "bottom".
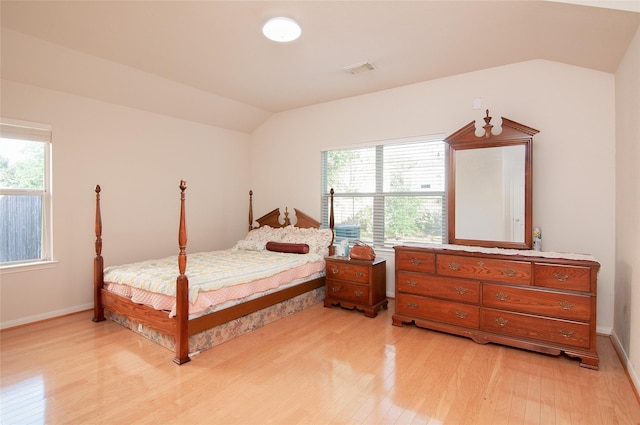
{"left": 445, "top": 111, "right": 539, "bottom": 249}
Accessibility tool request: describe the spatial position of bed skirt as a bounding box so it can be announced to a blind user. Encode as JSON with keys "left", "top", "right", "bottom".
{"left": 106, "top": 286, "right": 326, "bottom": 355}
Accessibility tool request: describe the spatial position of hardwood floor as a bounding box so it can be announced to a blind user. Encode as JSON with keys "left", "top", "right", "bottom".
{"left": 1, "top": 300, "right": 639, "bottom": 425}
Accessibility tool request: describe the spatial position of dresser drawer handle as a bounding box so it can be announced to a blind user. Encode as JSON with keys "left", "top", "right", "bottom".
{"left": 558, "top": 328, "right": 575, "bottom": 338}
{"left": 354, "top": 290, "right": 364, "bottom": 297}
{"left": 454, "top": 310, "right": 468, "bottom": 319}
{"left": 410, "top": 258, "right": 422, "bottom": 265}
{"left": 553, "top": 272, "right": 570, "bottom": 282}
{"left": 494, "top": 317, "right": 509, "bottom": 327}
{"left": 407, "top": 302, "right": 418, "bottom": 309}
{"left": 494, "top": 292, "right": 509, "bottom": 301}
{"left": 559, "top": 300, "right": 575, "bottom": 311}
{"left": 330, "top": 286, "right": 341, "bottom": 293}
{"left": 454, "top": 287, "right": 468, "bottom": 295}
{"left": 448, "top": 262, "right": 460, "bottom": 271}
{"left": 502, "top": 268, "right": 517, "bottom": 277}
{"left": 354, "top": 271, "right": 364, "bottom": 278}
{"left": 330, "top": 267, "right": 340, "bottom": 274}
{"left": 406, "top": 279, "right": 417, "bottom": 287}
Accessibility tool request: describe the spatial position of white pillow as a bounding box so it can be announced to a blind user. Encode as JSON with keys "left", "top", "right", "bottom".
{"left": 232, "top": 239, "right": 266, "bottom": 251}
{"left": 242, "top": 225, "right": 333, "bottom": 256}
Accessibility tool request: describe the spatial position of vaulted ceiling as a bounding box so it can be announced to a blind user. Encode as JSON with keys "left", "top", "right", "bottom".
{"left": 2, "top": 1, "right": 638, "bottom": 132}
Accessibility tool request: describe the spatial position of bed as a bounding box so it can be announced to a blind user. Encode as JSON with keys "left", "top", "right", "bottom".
{"left": 92, "top": 181, "right": 335, "bottom": 364}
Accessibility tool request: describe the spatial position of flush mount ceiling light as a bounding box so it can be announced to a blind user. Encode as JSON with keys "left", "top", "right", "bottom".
{"left": 262, "top": 17, "right": 301, "bottom": 42}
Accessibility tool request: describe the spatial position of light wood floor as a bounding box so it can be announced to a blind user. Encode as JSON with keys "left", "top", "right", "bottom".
{"left": 2, "top": 300, "right": 639, "bottom": 425}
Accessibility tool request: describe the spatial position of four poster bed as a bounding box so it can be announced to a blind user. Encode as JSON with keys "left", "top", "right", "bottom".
{"left": 93, "top": 181, "right": 335, "bottom": 364}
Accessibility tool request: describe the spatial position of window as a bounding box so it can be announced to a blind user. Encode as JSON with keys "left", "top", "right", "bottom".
{"left": 0, "top": 118, "right": 52, "bottom": 266}
{"left": 321, "top": 136, "right": 446, "bottom": 249}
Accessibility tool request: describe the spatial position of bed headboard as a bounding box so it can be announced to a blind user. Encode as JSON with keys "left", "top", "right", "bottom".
{"left": 248, "top": 189, "right": 335, "bottom": 255}
{"left": 248, "top": 191, "right": 326, "bottom": 230}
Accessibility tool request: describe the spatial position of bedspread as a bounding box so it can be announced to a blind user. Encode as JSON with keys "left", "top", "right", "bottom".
{"left": 103, "top": 249, "right": 324, "bottom": 303}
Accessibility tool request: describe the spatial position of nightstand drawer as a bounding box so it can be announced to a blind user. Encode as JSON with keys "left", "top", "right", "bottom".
{"left": 325, "top": 261, "right": 369, "bottom": 284}
{"left": 326, "top": 280, "right": 370, "bottom": 304}
{"left": 396, "top": 272, "right": 479, "bottom": 304}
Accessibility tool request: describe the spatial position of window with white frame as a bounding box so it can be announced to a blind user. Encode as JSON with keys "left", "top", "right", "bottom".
{"left": 0, "top": 118, "right": 53, "bottom": 266}
{"left": 321, "top": 136, "right": 446, "bottom": 249}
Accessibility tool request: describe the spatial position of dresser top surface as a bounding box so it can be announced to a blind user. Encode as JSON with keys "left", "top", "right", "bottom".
{"left": 395, "top": 244, "right": 599, "bottom": 266}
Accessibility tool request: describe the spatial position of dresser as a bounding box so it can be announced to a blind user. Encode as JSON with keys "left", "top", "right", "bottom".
{"left": 393, "top": 245, "right": 600, "bottom": 369}
{"left": 324, "top": 256, "right": 388, "bottom": 317}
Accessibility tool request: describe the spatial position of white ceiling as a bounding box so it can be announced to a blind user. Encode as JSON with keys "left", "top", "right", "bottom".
{"left": 1, "top": 1, "right": 639, "bottom": 132}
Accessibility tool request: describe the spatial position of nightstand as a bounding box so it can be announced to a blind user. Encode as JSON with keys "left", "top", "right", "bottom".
{"left": 323, "top": 256, "right": 388, "bottom": 317}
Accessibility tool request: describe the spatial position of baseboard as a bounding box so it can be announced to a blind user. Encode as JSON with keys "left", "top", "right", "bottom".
{"left": 610, "top": 331, "right": 640, "bottom": 400}
{"left": 596, "top": 325, "right": 612, "bottom": 335}
{"left": 0, "top": 303, "right": 93, "bottom": 330}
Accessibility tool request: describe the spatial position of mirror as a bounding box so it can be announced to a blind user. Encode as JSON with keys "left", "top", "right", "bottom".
{"left": 446, "top": 111, "right": 538, "bottom": 249}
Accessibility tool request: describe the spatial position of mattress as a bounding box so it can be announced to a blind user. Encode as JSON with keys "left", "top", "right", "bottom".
{"left": 103, "top": 249, "right": 326, "bottom": 318}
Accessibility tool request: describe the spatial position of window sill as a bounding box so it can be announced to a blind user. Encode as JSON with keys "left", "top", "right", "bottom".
{"left": 0, "top": 260, "right": 58, "bottom": 274}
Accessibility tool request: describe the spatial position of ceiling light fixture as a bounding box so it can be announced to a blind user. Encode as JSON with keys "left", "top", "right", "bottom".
{"left": 262, "top": 17, "right": 301, "bottom": 42}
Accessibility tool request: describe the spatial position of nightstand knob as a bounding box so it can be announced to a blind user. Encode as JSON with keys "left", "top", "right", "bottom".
{"left": 331, "top": 286, "right": 341, "bottom": 293}
{"left": 406, "top": 279, "right": 417, "bottom": 287}
{"left": 355, "top": 271, "right": 364, "bottom": 278}
{"left": 354, "top": 290, "right": 364, "bottom": 297}
{"left": 330, "top": 267, "right": 340, "bottom": 274}
{"left": 410, "top": 258, "right": 422, "bottom": 265}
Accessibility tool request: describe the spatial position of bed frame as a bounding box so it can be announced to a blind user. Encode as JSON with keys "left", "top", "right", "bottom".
{"left": 92, "top": 182, "right": 335, "bottom": 365}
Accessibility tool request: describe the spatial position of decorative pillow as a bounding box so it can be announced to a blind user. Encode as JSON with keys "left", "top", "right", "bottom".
{"left": 265, "top": 241, "right": 310, "bottom": 254}
{"left": 242, "top": 225, "right": 333, "bottom": 256}
{"left": 232, "top": 239, "right": 266, "bottom": 251}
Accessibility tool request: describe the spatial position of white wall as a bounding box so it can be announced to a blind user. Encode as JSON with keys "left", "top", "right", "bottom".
{"left": 614, "top": 26, "right": 640, "bottom": 393}
{"left": 250, "top": 59, "right": 617, "bottom": 334}
{"left": 0, "top": 80, "right": 251, "bottom": 328}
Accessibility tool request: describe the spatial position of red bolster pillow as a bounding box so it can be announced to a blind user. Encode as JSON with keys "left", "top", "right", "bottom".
{"left": 265, "top": 241, "right": 310, "bottom": 254}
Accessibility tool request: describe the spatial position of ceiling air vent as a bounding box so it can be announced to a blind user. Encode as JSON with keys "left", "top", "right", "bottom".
{"left": 343, "top": 60, "right": 376, "bottom": 74}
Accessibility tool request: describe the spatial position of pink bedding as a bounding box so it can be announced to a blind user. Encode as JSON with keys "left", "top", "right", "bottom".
{"left": 104, "top": 259, "right": 325, "bottom": 318}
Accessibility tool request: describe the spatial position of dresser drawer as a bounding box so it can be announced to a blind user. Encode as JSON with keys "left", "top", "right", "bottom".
{"left": 396, "top": 294, "right": 479, "bottom": 328}
{"left": 326, "top": 280, "right": 370, "bottom": 304}
{"left": 396, "top": 250, "right": 436, "bottom": 273}
{"left": 534, "top": 264, "right": 592, "bottom": 292}
{"left": 437, "top": 255, "right": 531, "bottom": 285}
{"left": 482, "top": 284, "right": 591, "bottom": 321}
{"left": 481, "top": 308, "right": 590, "bottom": 349}
{"left": 397, "top": 272, "right": 479, "bottom": 304}
{"left": 325, "top": 261, "right": 369, "bottom": 284}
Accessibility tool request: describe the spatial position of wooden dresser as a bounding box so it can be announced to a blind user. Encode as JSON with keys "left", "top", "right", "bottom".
{"left": 393, "top": 245, "right": 600, "bottom": 369}
{"left": 324, "top": 256, "right": 388, "bottom": 317}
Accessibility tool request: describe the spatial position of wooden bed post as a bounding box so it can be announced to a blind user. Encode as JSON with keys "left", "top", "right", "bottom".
{"left": 174, "top": 180, "right": 191, "bottom": 365}
{"left": 248, "top": 190, "right": 253, "bottom": 231}
{"left": 93, "top": 185, "right": 105, "bottom": 322}
{"left": 329, "top": 188, "right": 335, "bottom": 254}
